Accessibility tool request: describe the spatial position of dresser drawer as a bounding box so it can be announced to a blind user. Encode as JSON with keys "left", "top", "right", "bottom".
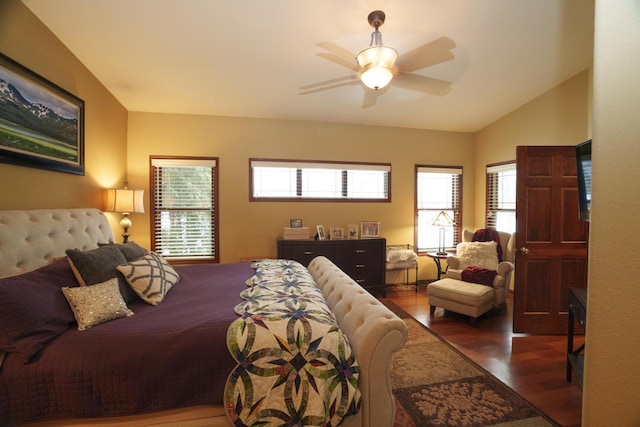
{"left": 277, "top": 240, "right": 335, "bottom": 266}
{"left": 277, "top": 238, "right": 386, "bottom": 294}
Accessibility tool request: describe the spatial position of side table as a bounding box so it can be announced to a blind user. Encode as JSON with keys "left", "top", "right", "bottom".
{"left": 426, "top": 252, "right": 451, "bottom": 280}
{"left": 567, "top": 287, "right": 587, "bottom": 389}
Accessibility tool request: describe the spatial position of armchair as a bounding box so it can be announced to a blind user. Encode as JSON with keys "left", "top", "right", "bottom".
{"left": 427, "top": 229, "right": 515, "bottom": 325}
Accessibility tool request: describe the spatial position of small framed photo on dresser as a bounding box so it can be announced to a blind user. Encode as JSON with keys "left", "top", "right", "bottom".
{"left": 316, "top": 225, "right": 326, "bottom": 240}
{"left": 290, "top": 218, "right": 303, "bottom": 228}
{"left": 330, "top": 227, "right": 344, "bottom": 240}
{"left": 347, "top": 224, "right": 359, "bottom": 239}
{"left": 360, "top": 221, "right": 380, "bottom": 238}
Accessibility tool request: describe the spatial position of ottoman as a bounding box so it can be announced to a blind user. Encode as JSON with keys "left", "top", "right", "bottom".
{"left": 427, "top": 278, "right": 495, "bottom": 325}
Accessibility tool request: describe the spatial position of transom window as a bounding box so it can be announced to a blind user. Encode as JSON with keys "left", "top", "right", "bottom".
{"left": 250, "top": 159, "right": 391, "bottom": 201}
{"left": 150, "top": 156, "right": 219, "bottom": 263}
{"left": 486, "top": 162, "right": 516, "bottom": 233}
{"left": 415, "top": 165, "right": 462, "bottom": 253}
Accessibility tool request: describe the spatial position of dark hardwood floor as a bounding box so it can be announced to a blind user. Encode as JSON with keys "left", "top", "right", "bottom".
{"left": 381, "top": 284, "right": 583, "bottom": 427}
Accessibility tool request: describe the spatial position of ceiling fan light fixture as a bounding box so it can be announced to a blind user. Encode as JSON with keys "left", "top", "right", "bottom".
{"left": 358, "top": 63, "right": 395, "bottom": 90}
{"left": 356, "top": 11, "right": 397, "bottom": 90}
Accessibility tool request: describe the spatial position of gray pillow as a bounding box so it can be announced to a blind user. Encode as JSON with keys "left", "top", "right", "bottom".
{"left": 66, "top": 245, "right": 138, "bottom": 303}
{"left": 99, "top": 241, "right": 148, "bottom": 261}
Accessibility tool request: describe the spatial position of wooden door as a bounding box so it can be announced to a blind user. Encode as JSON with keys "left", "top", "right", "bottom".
{"left": 513, "top": 146, "right": 589, "bottom": 334}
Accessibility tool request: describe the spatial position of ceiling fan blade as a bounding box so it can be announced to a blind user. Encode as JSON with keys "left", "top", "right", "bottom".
{"left": 317, "top": 42, "right": 357, "bottom": 63}
{"left": 396, "top": 36, "right": 456, "bottom": 72}
{"left": 362, "top": 90, "right": 379, "bottom": 108}
{"left": 299, "top": 76, "right": 360, "bottom": 95}
{"left": 392, "top": 72, "right": 452, "bottom": 96}
{"left": 362, "top": 85, "right": 391, "bottom": 108}
{"left": 316, "top": 52, "right": 360, "bottom": 71}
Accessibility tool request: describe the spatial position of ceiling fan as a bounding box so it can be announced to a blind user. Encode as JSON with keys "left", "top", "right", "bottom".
{"left": 300, "top": 10, "right": 456, "bottom": 107}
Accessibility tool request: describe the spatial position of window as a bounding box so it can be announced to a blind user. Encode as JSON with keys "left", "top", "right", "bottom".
{"left": 150, "top": 157, "right": 219, "bottom": 263}
{"left": 486, "top": 162, "right": 516, "bottom": 233}
{"left": 250, "top": 159, "right": 391, "bottom": 201}
{"left": 415, "top": 165, "right": 462, "bottom": 253}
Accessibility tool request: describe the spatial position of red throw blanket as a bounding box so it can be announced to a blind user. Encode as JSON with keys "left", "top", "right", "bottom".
{"left": 462, "top": 266, "right": 497, "bottom": 286}
{"left": 472, "top": 228, "right": 503, "bottom": 262}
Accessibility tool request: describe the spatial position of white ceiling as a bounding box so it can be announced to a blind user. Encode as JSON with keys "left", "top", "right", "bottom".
{"left": 22, "top": 0, "right": 593, "bottom": 133}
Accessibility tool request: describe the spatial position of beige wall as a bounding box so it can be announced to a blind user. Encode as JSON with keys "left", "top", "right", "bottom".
{"left": 474, "top": 70, "right": 590, "bottom": 227}
{"left": 127, "top": 113, "right": 474, "bottom": 279}
{"left": 584, "top": 1, "right": 640, "bottom": 424}
{"left": 0, "top": 0, "right": 127, "bottom": 233}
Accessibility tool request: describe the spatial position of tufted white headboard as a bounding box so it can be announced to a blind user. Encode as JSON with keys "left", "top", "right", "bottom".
{"left": 0, "top": 208, "right": 114, "bottom": 279}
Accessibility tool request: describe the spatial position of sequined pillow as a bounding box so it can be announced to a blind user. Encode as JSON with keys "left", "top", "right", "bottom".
{"left": 116, "top": 252, "right": 180, "bottom": 306}
{"left": 62, "top": 278, "right": 134, "bottom": 331}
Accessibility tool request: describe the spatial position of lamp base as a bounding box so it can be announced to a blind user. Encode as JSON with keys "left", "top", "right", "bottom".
{"left": 120, "top": 214, "right": 132, "bottom": 244}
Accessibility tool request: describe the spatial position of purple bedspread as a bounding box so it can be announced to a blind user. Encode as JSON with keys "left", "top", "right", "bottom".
{"left": 0, "top": 262, "right": 252, "bottom": 425}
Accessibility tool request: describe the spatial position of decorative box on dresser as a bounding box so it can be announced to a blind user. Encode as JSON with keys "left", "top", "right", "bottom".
{"left": 277, "top": 238, "right": 387, "bottom": 295}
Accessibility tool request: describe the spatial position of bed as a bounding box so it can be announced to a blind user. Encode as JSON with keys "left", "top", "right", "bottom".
{"left": 0, "top": 208, "right": 408, "bottom": 426}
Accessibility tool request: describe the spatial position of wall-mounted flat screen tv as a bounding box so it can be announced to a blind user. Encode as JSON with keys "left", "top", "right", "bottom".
{"left": 576, "top": 139, "right": 592, "bottom": 222}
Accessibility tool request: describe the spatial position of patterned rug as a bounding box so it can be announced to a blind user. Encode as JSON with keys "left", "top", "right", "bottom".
{"left": 383, "top": 300, "right": 559, "bottom": 427}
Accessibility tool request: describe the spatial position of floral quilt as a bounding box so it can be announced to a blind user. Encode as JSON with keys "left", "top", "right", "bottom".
{"left": 224, "top": 259, "right": 361, "bottom": 426}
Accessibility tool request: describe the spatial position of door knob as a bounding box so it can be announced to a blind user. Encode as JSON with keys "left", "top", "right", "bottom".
{"left": 519, "top": 247, "right": 530, "bottom": 255}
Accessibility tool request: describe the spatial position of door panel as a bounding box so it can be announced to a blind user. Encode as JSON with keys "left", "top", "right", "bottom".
{"left": 514, "top": 146, "right": 589, "bottom": 334}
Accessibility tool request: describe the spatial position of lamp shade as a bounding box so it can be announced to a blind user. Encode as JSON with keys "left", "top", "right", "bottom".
{"left": 432, "top": 210, "right": 455, "bottom": 227}
{"left": 356, "top": 45, "right": 397, "bottom": 90}
{"left": 106, "top": 188, "right": 144, "bottom": 214}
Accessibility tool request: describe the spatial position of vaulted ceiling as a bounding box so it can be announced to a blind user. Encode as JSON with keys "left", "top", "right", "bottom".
{"left": 22, "top": 0, "right": 594, "bottom": 132}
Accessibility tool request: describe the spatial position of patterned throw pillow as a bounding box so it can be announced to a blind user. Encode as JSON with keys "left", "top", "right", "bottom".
{"left": 116, "top": 252, "right": 180, "bottom": 306}
{"left": 456, "top": 241, "right": 499, "bottom": 270}
{"left": 62, "top": 278, "right": 134, "bottom": 331}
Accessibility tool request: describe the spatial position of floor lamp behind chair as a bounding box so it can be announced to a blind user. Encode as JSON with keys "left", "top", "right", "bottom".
{"left": 106, "top": 183, "right": 144, "bottom": 243}
{"left": 432, "top": 211, "right": 455, "bottom": 255}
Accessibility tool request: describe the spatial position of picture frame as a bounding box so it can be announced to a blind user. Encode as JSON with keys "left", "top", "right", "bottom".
{"left": 316, "top": 225, "right": 326, "bottom": 240}
{"left": 360, "top": 221, "right": 380, "bottom": 238}
{"left": 347, "top": 224, "right": 359, "bottom": 239}
{"left": 329, "top": 227, "right": 344, "bottom": 240}
{"left": 0, "top": 53, "right": 85, "bottom": 175}
{"left": 290, "top": 218, "right": 303, "bottom": 228}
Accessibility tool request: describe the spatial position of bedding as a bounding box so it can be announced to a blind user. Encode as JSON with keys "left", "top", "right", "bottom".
{"left": 0, "top": 261, "right": 251, "bottom": 425}
{"left": 225, "top": 259, "right": 360, "bottom": 426}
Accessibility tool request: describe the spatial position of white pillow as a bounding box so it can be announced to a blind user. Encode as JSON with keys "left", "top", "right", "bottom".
{"left": 456, "top": 241, "right": 499, "bottom": 270}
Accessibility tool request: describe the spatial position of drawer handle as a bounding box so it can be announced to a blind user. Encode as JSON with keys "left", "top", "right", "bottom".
{"left": 579, "top": 320, "right": 586, "bottom": 327}
{"left": 355, "top": 249, "right": 366, "bottom": 253}
{"left": 356, "top": 264, "right": 365, "bottom": 268}
{"left": 569, "top": 303, "right": 575, "bottom": 310}
{"left": 303, "top": 251, "right": 314, "bottom": 255}
{"left": 356, "top": 279, "right": 365, "bottom": 283}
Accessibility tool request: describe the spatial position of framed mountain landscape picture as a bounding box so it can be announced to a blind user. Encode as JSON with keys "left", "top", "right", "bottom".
{"left": 0, "top": 53, "right": 84, "bottom": 175}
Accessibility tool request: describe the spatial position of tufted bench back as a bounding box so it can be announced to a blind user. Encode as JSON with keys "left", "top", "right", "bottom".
{"left": 307, "top": 256, "right": 408, "bottom": 427}
{"left": 0, "top": 209, "right": 113, "bottom": 279}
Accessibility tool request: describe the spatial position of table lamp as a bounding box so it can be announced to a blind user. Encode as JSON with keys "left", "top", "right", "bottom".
{"left": 106, "top": 182, "right": 144, "bottom": 243}
{"left": 432, "top": 211, "right": 455, "bottom": 255}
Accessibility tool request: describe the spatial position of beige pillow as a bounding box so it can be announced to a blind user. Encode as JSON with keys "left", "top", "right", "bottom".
{"left": 456, "top": 241, "right": 499, "bottom": 270}
{"left": 116, "top": 252, "right": 180, "bottom": 306}
{"left": 62, "top": 278, "right": 134, "bottom": 331}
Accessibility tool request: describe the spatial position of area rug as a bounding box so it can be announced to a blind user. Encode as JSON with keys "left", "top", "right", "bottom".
{"left": 383, "top": 300, "right": 559, "bottom": 427}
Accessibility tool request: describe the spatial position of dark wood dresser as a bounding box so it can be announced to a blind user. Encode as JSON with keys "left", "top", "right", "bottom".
{"left": 277, "top": 238, "right": 386, "bottom": 295}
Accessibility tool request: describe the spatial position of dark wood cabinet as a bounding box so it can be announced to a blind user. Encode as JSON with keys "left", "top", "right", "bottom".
{"left": 277, "top": 238, "right": 386, "bottom": 294}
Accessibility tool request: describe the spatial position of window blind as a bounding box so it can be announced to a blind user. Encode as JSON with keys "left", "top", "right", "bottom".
{"left": 415, "top": 165, "right": 462, "bottom": 252}
{"left": 486, "top": 162, "right": 516, "bottom": 232}
{"left": 250, "top": 159, "right": 391, "bottom": 201}
{"left": 151, "top": 157, "right": 218, "bottom": 261}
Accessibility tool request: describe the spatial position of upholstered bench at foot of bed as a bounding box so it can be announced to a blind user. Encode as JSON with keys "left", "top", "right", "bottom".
{"left": 307, "top": 256, "right": 409, "bottom": 427}
{"left": 427, "top": 278, "right": 494, "bottom": 323}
